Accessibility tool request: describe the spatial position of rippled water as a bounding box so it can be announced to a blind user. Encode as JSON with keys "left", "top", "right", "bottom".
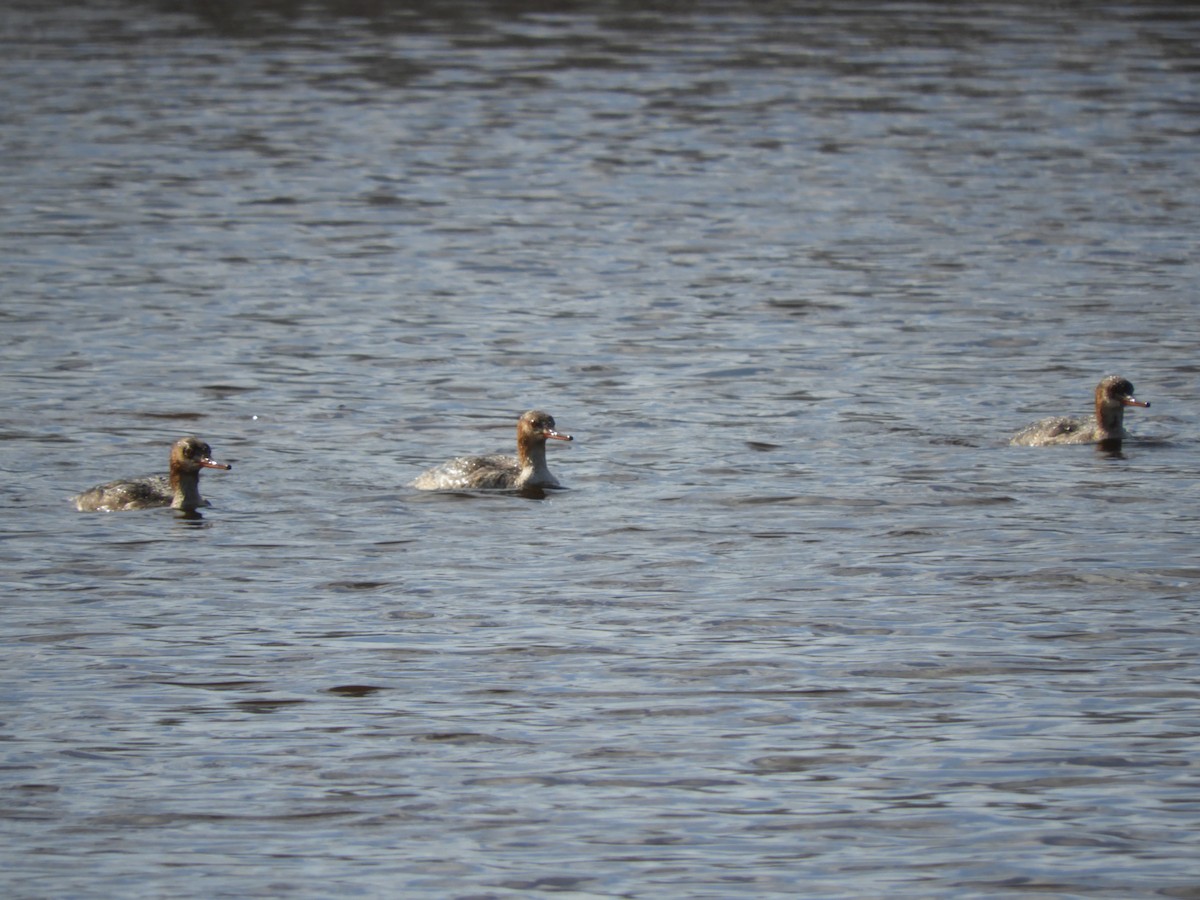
{"left": 3, "top": 2, "right": 1199, "bottom": 897}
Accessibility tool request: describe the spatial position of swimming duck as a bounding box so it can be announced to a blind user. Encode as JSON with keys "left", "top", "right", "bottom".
{"left": 73, "top": 436, "right": 232, "bottom": 511}
{"left": 1010, "top": 375, "right": 1149, "bottom": 447}
{"left": 411, "top": 410, "right": 573, "bottom": 490}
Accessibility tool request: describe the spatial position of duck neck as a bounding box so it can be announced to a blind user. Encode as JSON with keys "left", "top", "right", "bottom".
{"left": 520, "top": 438, "right": 543, "bottom": 471}
{"left": 169, "top": 467, "right": 204, "bottom": 510}
{"left": 518, "top": 438, "right": 555, "bottom": 485}
{"left": 1094, "top": 397, "right": 1124, "bottom": 439}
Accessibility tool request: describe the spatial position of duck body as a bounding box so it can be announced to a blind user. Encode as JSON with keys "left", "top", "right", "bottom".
{"left": 412, "top": 410, "right": 572, "bottom": 491}
{"left": 1010, "top": 375, "right": 1149, "bottom": 447}
{"left": 73, "top": 436, "right": 232, "bottom": 512}
{"left": 74, "top": 472, "right": 181, "bottom": 512}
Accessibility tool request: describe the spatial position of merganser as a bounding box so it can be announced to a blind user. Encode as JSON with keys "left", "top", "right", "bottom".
{"left": 1010, "top": 375, "right": 1149, "bottom": 446}
{"left": 411, "top": 410, "right": 573, "bottom": 490}
{"left": 73, "top": 436, "right": 232, "bottom": 511}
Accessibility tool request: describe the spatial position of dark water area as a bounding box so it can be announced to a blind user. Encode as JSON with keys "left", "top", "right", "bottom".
{"left": 2, "top": 1, "right": 1199, "bottom": 897}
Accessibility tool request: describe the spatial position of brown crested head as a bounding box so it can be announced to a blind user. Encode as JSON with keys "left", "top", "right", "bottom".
{"left": 517, "top": 410, "right": 573, "bottom": 444}
{"left": 171, "top": 436, "right": 233, "bottom": 473}
{"left": 1096, "top": 375, "right": 1149, "bottom": 411}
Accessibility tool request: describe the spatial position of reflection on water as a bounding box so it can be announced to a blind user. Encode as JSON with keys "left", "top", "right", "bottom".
{"left": 2, "top": 1, "right": 1199, "bottom": 897}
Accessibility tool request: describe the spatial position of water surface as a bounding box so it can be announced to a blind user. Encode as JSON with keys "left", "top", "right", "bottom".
{"left": 2, "top": 2, "right": 1199, "bottom": 897}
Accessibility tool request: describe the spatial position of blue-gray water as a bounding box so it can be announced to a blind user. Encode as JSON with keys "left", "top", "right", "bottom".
{"left": 2, "top": 2, "right": 1199, "bottom": 897}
